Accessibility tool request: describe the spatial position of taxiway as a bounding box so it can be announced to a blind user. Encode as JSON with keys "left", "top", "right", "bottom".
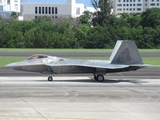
{"left": 0, "top": 70, "right": 160, "bottom": 120}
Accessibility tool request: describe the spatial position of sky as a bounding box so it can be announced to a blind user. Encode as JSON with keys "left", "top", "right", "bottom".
{"left": 23, "top": 0, "right": 92, "bottom": 7}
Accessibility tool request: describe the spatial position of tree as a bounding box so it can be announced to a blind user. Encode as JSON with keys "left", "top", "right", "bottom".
{"left": 10, "top": 12, "right": 18, "bottom": 19}
{"left": 91, "top": 0, "right": 113, "bottom": 26}
{"left": 118, "top": 13, "right": 141, "bottom": 28}
{"left": 78, "top": 10, "right": 92, "bottom": 25}
{"left": 141, "top": 8, "right": 160, "bottom": 28}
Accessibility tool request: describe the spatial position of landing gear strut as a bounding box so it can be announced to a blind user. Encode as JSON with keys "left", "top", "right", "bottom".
{"left": 48, "top": 76, "right": 53, "bottom": 81}
{"left": 94, "top": 74, "right": 104, "bottom": 82}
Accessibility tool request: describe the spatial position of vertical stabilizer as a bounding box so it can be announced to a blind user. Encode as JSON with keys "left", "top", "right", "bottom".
{"left": 110, "top": 40, "right": 143, "bottom": 64}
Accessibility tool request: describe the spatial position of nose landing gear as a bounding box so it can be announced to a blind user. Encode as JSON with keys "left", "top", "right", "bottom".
{"left": 48, "top": 76, "right": 53, "bottom": 81}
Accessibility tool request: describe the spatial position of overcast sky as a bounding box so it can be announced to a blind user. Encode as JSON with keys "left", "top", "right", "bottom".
{"left": 22, "top": 0, "right": 92, "bottom": 7}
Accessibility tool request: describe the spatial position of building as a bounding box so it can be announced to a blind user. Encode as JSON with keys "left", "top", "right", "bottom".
{"left": 21, "top": 0, "right": 84, "bottom": 21}
{"left": 0, "top": 0, "right": 20, "bottom": 12}
{"left": 0, "top": 0, "right": 20, "bottom": 18}
{"left": 113, "top": 0, "right": 160, "bottom": 16}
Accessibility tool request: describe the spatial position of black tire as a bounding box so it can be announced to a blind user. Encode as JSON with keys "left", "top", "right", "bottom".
{"left": 97, "top": 74, "right": 104, "bottom": 82}
{"left": 48, "top": 76, "right": 53, "bottom": 81}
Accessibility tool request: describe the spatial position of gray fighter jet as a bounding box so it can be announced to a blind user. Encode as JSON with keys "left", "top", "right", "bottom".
{"left": 5, "top": 40, "right": 149, "bottom": 82}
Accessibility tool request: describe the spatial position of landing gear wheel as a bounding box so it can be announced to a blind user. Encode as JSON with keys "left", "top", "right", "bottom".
{"left": 48, "top": 76, "right": 53, "bottom": 81}
{"left": 97, "top": 74, "right": 104, "bottom": 82}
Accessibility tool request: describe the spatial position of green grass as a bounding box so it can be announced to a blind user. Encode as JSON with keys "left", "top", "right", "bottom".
{"left": 0, "top": 57, "right": 26, "bottom": 67}
{"left": 0, "top": 56, "right": 160, "bottom": 68}
{"left": 0, "top": 48, "right": 160, "bottom": 53}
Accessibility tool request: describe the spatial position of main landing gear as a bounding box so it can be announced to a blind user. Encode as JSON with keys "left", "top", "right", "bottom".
{"left": 94, "top": 74, "right": 105, "bottom": 82}
{"left": 48, "top": 76, "right": 53, "bottom": 81}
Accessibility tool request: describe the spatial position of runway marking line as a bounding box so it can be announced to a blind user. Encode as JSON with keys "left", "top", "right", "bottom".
{"left": 0, "top": 115, "right": 102, "bottom": 120}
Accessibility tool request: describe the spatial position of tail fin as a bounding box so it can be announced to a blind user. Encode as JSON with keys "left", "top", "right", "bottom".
{"left": 110, "top": 40, "right": 143, "bottom": 64}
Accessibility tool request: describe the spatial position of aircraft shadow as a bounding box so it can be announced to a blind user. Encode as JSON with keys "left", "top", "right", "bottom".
{"left": 37, "top": 78, "right": 148, "bottom": 84}
{"left": 3, "top": 78, "right": 148, "bottom": 84}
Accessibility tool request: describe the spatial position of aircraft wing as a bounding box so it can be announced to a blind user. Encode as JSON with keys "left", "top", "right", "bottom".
{"left": 45, "top": 63, "right": 129, "bottom": 69}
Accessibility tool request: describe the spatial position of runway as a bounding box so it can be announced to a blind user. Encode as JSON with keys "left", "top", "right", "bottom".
{"left": 0, "top": 71, "right": 160, "bottom": 120}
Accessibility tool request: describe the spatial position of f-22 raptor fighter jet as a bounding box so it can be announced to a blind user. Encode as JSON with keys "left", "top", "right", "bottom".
{"left": 5, "top": 40, "right": 149, "bottom": 82}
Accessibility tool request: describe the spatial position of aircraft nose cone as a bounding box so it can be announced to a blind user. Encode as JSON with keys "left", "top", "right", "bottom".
{"left": 5, "top": 62, "right": 18, "bottom": 67}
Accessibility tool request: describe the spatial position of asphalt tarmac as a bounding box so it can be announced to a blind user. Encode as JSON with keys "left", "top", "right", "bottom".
{"left": 0, "top": 76, "right": 160, "bottom": 120}
{"left": 0, "top": 67, "right": 159, "bottom": 120}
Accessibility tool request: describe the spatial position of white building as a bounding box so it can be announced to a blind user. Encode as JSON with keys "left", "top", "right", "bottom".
{"left": 21, "top": 0, "right": 84, "bottom": 21}
{"left": 85, "top": 7, "right": 96, "bottom": 13}
{"left": 113, "top": 0, "right": 160, "bottom": 16}
{"left": 0, "top": 0, "right": 20, "bottom": 12}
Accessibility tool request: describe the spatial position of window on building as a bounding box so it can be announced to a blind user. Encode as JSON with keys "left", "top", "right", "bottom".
{"left": 42, "top": 7, "right": 44, "bottom": 14}
{"left": 133, "top": 8, "right": 135, "bottom": 10}
{"left": 117, "top": 13, "right": 122, "bottom": 15}
{"left": 145, "top": 0, "right": 147, "bottom": 1}
{"left": 52, "top": 7, "right": 54, "bottom": 14}
{"left": 137, "top": 8, "right": 141, "bottom": 11}
{"left": 152, "top": 0, "right": 154, "bottom": 1}
{"left": 118, "top": 0, "right": 121, "bottom": 2}
{"left": 150, "top": 3, "right": 155, "bottom": 6}
{"left": 130, "top": 0, "right": 132, "bottom": 2}
{"left": 157, "top": 0, "right": 159, "bottom": 2}
{"left": 127, "top": 0, "right": 129, "bottom": 2}
{"left": 7, "top": 0, "right": 10, "bottom": 4}
{"left": 138, "top": 0, "right": 141, "bottom": 2}
{"left": 127, "top": 4, "right": 129, "bottom": 6}
{"left": 35, "top": 16, "right": 37, "bottom": 19}
{"left": 55, "top": 16, "right": 57, "bottom": 19}
{"left": 39, "top": 7, "right": 41, "bottom": 14}
{"left": 123, "top": 8, "right": 125, "bottom": 10}
{"left": 55, "top": 7, "right": 58, "bottom": 14}
{"left": 45, "top": 7, "right": 47, "bottom": 14}
{"left": 123, "top": 0, "right": 125, "bottom": 2}
{"left": 76, "top": 7, "right": 80, "bottom": 14}
{"left": 133, "top": 4, "right": 135, "bottom": 6}
{"left": 145, "top": 4, "right": 147, "bottom": 6}
{"left": 130, "top": 8, "right": 132, "bottom": 11}
{"left": 123, "top": 4, "right": 125, "bottom": 6}
{"left": 157, "top": 3, "right": 159, "bottom": 6}
{"left": 35, "top": 7, "right": 37, "bottom": 14}
{"left": 117, "top": 4, "right": 122, "bottom": 6}
{"left": 49, "top": 7, "right": 51, "bottom": 14}
{"left": 133, "top": 0, "right": 135, "bottom": 2}
{"left": 130, "top": 4, "right": 132, "bottom": 6}
{"left": 137, "top": 4, "right": 142, "bottom": 6}
{"left": 126, "top": 8, "right": 128, "bottom": 10}
{"left": 0, "top": 5, "right": 3, "bottom": 11}
{"left": 15, "top": 4, "right": 18, "bottom": 10}
{"left": 117, "top": 8, "right": 122, "bottom": 11}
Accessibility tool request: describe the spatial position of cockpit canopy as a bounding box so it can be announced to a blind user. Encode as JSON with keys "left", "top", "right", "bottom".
{"left": 27, "top": 54, "right": 48, "bottom": 60}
